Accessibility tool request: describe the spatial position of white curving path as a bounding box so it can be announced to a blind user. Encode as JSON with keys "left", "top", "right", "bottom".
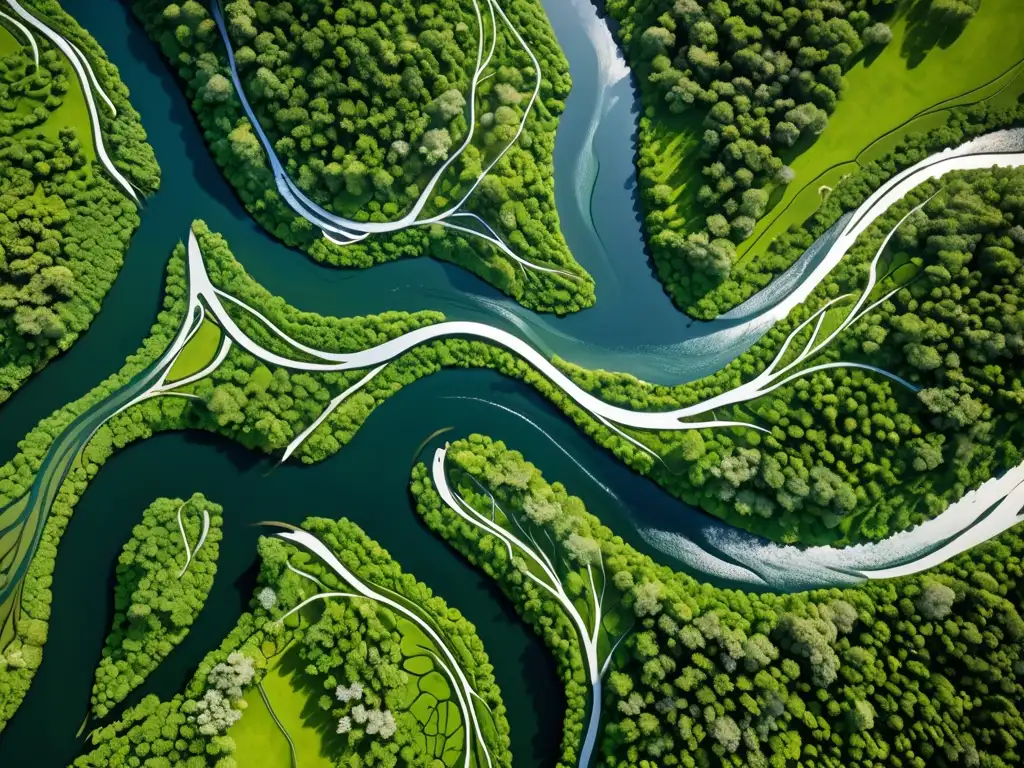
{"left": 210, "top": 0, "right": 577, "bottom": 279}
{"left": 187, "top": 232, "right": 758, "bottom": 436}
{"left": 432, "top": 447, "right": 614, "bottom": 768}
{"left": 112, "top": 125, "right": 1024, "bottom": 599}
{"left": 67, "top": 36, "right": 116, "bottom": 117}
{"left": 275, "top": 528, "right": 495, "bottom": 768}
{"left": 751, "top": 130, "right": 1024, "bottom": 327}
{"left": 4, "top": 0, "right": 138, "bottom": 202}
{"left": 175, "top": 502, "right": 211, "bottom": 578}
{"left": 662, "top": 458, "right": 1024, "bottom": 588}
{"left": 0, "top": 8, "right": 38, "bottom": 66}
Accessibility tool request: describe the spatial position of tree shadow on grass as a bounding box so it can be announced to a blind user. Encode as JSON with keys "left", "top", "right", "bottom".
{"left": 901, "top": 0, "right": 972, "bottom": 68}
{"left": 275, "top": 642, "right": 353, "bottom": 760}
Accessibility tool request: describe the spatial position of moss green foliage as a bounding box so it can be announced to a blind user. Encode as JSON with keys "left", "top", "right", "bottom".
{"left": 0, "top": 248, "right": 190, "bottom": 734}
{"left": 75, "top": 516, "right": 510, "bottom": 768}
{"left": 252, "top": 517, "right": 510, "bottom": 767}
{"left": 4, "top": 168, "right": 1023, "bottom": 727}
{"left": 232, "top": 653, "right": 333, "bottom": 768}
{"left": 0, "top": 0, "right": 159, "bottom": 404}
{"left": 74, "top": 604, "right": 268, "bottom": 767}
{"left": 413, "top": 434, "right": 1024, "bottom": 768}
{"left": 90, "top": 493, "right": 224, "bottom": 719}
{"left": 130, "top": 0, "right": 594, "bottom": 314}
{"left": 602, "top": 0, "right": 994, "bottom": 314}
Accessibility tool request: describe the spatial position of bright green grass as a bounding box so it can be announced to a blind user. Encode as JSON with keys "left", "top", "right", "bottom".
{"left": 232, "top": 681, "right": 293, "bottom": 768}
{"left": 0, "top": 23, "right": 20, "bottom": 56}
{"left": 736, "top": 0, "right": 1024, "bottom": 265}
{"left": 165, "top": 320, "right": 222, "bottom": 384}
{"left": 0, "top": 16, "right": 97, "bottom": 164}
{"left": 232, "top": 607, "right": 485, "bottom": 768}
{"left": 398, "top": 617, "right": 469, "bottom": 766}
{"left": 35, "top": 56, "right": 96, "bottom": 164}
{"left": 645, "top": 112, "right": 703, "bottom": 230}
{"left": 233, "top": 651, "right": 334, "bottom": 768}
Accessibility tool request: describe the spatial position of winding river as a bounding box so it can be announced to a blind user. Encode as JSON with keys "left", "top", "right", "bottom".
{"left": 0, "top": 0, "right": 1022, "bottom": 765}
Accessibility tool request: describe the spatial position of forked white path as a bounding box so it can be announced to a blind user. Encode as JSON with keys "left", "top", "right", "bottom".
{"left": 210, "top": 0, "right": 577, "bottom": 279}
{"left": 431, "top": 447, "right": 632, "bottom": 768}
{"left": 5, "top": 0, "right": 138, "bottom": 202}
{"left": 273, "top": 526, "right": 496, "bottom": 768}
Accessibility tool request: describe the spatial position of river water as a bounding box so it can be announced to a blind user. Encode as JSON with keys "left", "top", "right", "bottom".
{"left": 6, "top": 0, "right": 1020, "bottom": 762}
{"left": 0, "top": 0, "right": 758, "bottom": 764}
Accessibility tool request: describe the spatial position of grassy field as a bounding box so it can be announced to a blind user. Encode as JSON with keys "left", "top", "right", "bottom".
{"left": 644, "top": 112, "right": 703, "bottom": 231}
{"left": 166, "top": 320, "right": 222, "bottom": 384}
{"left": 231, "top": 603, "right": 492, "bottom": 768}
{"left": 0, "top": 23, "right": 20, "bottom": 56}
{"left": 0, "top": 15, "right": 97, "bottom": 163}
{"left": 233, "top": 650, "right": 334, "bottom": 768}
{"left": 736, "top": 0, "right": 1024, "bottom": 265}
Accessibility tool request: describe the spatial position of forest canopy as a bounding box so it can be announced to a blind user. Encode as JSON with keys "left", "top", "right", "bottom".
{"left": 413, "top": 434, "right": 1024, "bottom": 768}
{"left": 132, "top": 0, "right": 594, "bottom": 313}
{"left": 0, "top": 2, "right": 159, "bottom": 404}
{"left": 602, "top": 0, "right": 986, "bottom": 314}
{"left": 90, "top": 493, "right": 224, "bottom": 718}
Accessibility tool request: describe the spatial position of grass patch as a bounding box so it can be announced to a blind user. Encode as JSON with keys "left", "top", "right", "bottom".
{"left": 165, "top": 320, "right": 222, "bottom": 384}
{"left": 233, "top": 607, "right": 490, "bottom": 768}
{"left": 232, "top": 680, "right": 294, "bottom": 768}
{"left": 0, "top": 14, "right": 96, "bottom": 163}
{"left": 736, "top": 0, "right": 1024, "bottom": 264}
{"left": 644, "top": 111, "right": 703, "bottom": 230}
{"left": 0, "top": 23, "right": 22, "bottom": 57}
{"left": 233, "top": 650, "right": 334, "bottom": 768}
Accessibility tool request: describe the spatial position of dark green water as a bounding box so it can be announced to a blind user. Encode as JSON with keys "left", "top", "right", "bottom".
{"left": 0, "top": 1, "right": 754, "bottom": 765}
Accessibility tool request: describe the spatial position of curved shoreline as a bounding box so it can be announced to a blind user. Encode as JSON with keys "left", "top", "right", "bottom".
{"left": 5, "top": 0, "right": 138, "bottom": 202}
{"left": 209, "top": 0, "right": 575, "bottom": 281}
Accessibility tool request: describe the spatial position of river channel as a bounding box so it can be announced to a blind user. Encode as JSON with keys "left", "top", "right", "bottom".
{"left": 0, "top": 0, "right": 749, "bottom": 764}
{"left": 4, "top": 0, "right": 1022, "bottom": 762}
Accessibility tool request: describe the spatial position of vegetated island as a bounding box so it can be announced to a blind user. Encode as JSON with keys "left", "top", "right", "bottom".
{"left": 603, "top": 0, "right": 1024, "bottom": 316}
{"left": 74, "top": 516, "right": 510, "bottom": 768}
{"left": 0, "top": 0, "right": 159, "bottom": 403}
{"left": 129, "top": 0, "right": 594, "bottom": 314}
{"left": 414, "top": 434, "right": 1024, "bottom": 768}
{"left": 90, "top": 493, "right": 224, "bottom": 719}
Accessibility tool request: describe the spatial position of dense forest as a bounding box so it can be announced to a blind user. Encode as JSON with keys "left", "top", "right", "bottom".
{"left": 414, "top": 435, "right": 1024, "bottom": 768}
{"left": 90, "top": 493, "right": 224, "bottom": 718}
{"left": 73, "top": 516, "right": 510, "bottom": 768}
{"left": 603, "top": 0, "right": 984, "bottom": 314}
{"left": 0, "top": 1, "right": 159, "bottom": 403}
{"left": 3, "top": 172, "right": 1021, "bottom": 728}
{"left": 167, "top": 137, "right": 1024, "bottom": 547}
{"left": 130, "top": 0, "right": 594, "bottom": 313}
{"left": 559, "top": 153, "right": 1024, "bottom": 545}
{"left": 74, "top": 597, "right": 267, "bottom": 767}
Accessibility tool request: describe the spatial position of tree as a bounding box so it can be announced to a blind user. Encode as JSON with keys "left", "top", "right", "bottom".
{"left": 199, "top": 74, "right": 232, "bottom": 103}
{"left": 419, "top": 128, "right": 452, "bottom": 164}
{"left": 862, "top": 22, "right": 893, "bottom": 46}
{"left": 640, "top": 26, "right": 675, "bottom": 56}
{"left": 917, "top": 581, "right": 956, "bottom": 619}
